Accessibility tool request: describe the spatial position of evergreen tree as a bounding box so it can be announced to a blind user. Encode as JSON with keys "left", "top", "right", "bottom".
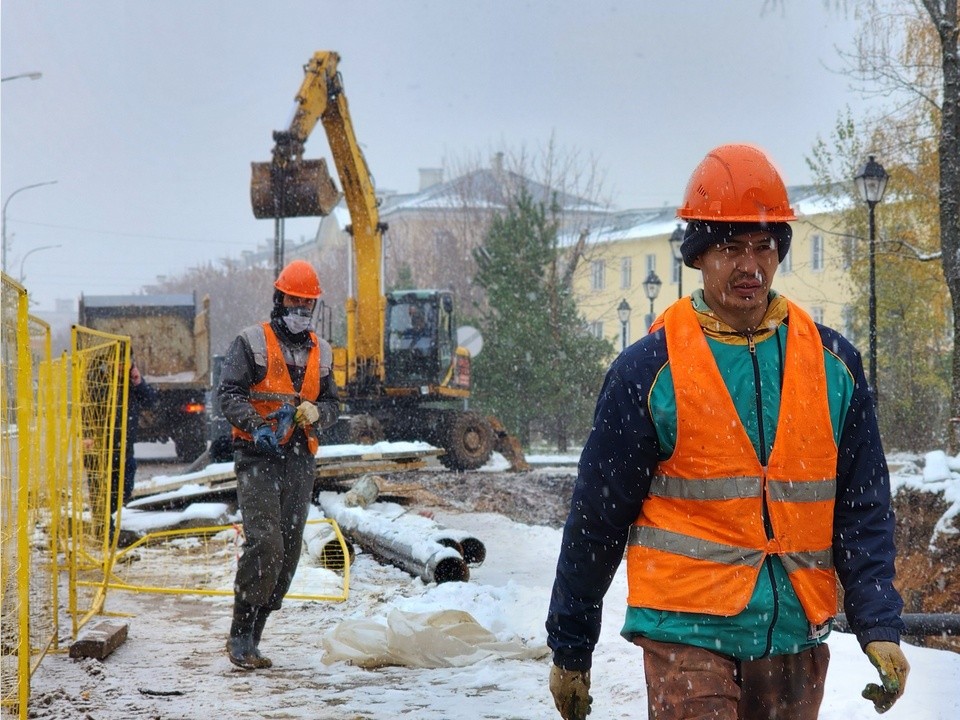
{"left": 472, "top": 187, "right": 611, "bottom": 450}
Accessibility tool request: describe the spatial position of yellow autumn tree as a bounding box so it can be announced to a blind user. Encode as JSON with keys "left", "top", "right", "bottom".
{"left": 807, "top": 0, "right": 958, "bottom": 449}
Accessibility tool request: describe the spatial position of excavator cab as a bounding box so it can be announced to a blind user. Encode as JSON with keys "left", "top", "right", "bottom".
{"left": 384, "top": 290, "right": 460, "bottom": 389}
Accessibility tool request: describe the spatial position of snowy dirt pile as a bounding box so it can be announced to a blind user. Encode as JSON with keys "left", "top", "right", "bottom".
{"left": 887, "top": 453, "right": 960, "bottom": 653}
{"left": 380, "top": 466, "right": 578, "bottom": 529}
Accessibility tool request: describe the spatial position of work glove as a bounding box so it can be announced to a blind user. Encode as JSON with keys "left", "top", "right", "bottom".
{"left": 252, "top": 424, "right": 280, "bottom": 456}
{"left": 862, "top": 641, "right": 910, "bottom": 714}
{"left": 266, "top": 403, "right": 297, "bottom": 442}
{"left": 549, "top": 665, "right": 592, "bottom": 720}
{"left": 294, "top": 401, "right": 320, "bottom": 428}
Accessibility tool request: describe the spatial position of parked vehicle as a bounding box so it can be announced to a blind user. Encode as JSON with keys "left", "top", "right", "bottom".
{"left": 78, "top": 293, "right": 211, "bottom": 462}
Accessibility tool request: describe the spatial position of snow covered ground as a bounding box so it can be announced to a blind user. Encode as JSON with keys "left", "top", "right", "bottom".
{"left": 27, "top": 448, "right": 960, "bottom": 719}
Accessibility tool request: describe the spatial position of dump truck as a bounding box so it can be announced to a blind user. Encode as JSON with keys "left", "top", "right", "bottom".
{"left": 77, "top": 293, "right": 211, "bottom": 462}
{"left": 250, "top": 51, "right": 528, "bottom": 471}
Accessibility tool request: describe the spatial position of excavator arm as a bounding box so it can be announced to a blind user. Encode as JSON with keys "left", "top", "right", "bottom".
{"left": 251, "top": 51, "right": 386, "bottom": 389}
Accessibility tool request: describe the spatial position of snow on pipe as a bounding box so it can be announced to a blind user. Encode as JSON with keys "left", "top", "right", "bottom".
{"left": 430, "top": 528, "right": 486, "bottom": 566}
{"left": 339, "top": 475, "right": 485, "bottom": 565}
{"left": 316, "top": 491, "right": 468, "bottom": 584}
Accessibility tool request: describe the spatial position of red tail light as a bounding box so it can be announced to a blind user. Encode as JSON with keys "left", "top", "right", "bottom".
{"left": 183, "top": 403, "right": 206, "bottom": 414}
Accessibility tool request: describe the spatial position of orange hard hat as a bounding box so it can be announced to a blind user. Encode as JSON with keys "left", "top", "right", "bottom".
{"left": 274, "top": 260, "right": 322, "bottom": 299}
{"left": 677, "top": 144, "right": 796, "bottom": 223}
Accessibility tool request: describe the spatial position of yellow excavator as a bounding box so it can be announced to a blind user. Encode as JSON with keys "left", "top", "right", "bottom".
{"left": 251, "top": 51, "right": 528, "bottom": 471}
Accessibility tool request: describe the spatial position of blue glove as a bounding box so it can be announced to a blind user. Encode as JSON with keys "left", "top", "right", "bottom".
{"left": 266, "top": 403, "right": 297, "bottom": 442}
{"left": 252, "top": 424, "right": 280, "bottom": 456}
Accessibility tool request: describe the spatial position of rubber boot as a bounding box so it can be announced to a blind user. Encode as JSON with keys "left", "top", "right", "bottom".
{"left": 250, "top": 609, "right": 272, "bottom": 668}
{"left": 226, "top": 601, "right": 262, "bottom": 670}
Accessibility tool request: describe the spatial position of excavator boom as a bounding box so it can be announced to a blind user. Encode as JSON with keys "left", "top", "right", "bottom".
{"left": 252, "top": 51, "right": 384, "bottom": 383}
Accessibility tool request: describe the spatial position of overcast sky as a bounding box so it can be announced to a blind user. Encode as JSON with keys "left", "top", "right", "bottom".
{"left": 2, "top": 1, "right": 876, "bottom": 312}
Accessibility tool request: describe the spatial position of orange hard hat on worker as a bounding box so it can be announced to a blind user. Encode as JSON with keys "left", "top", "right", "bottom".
{"left": 676, "top": 143, "right": 796, "bottom": 268}
{"left": 274, "top": 259, "right": 322, "bottom": 299}
{"left": 677, "top": 143, "right": 796, "bottom": 222}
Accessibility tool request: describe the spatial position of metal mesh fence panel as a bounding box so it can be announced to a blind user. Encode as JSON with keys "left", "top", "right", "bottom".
{"left": 105, "top": 519, "right": 350, "bottom": 603}
{"left": 67, "top": 327, "right": 130, "bottom": 634}
{"left": 1, "top": 276, "right": 31, "bottom": 719}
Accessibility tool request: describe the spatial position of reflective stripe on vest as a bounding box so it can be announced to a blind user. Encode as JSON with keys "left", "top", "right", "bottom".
{"left": 626, "top": 299, "right": 838, "bottom": 623}
{"left": 232, "top": 323, "right": 321, "bottom": 454}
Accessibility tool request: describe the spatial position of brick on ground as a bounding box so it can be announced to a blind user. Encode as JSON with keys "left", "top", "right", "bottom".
{"left": 69, "top": 620, "right": 128, "bottom": 660}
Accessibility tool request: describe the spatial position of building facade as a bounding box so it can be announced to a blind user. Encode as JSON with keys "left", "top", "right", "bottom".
{"left": 570, "top": 186, "right": 855, "bottom": 352}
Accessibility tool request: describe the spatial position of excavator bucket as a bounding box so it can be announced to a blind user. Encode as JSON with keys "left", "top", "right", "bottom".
{"left": 486, "top": 416, "right": 531, "bottom": 472}
{"left": 250, "top": 158, "right": 342, "bottom": 219}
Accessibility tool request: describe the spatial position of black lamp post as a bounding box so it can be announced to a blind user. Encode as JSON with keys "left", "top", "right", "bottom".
{"left": 617, "top": 298, "right": 631, "bottom": 351}
{"left": 642, "top": 270, "right": 662, "bottom": 330}
{"left": 853, "top": 155, "right": 889, "bottom": 401}
{"left": 669, "top": 223, "right": 685, "bottom": 299}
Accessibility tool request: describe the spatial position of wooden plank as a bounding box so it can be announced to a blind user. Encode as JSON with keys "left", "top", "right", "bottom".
{"left": 127, "top": 482, "right": 239, "bottom": 511}
{"left": 128, "top": 446, "right": 439, "bottom": 509}
{"left": 131, "top": 467, "right": 236, "bottom": 499}
{"left": 69, "top": 621, "right": 129, "bottom": 660}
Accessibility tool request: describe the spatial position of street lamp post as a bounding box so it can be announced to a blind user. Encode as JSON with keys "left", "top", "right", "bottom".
{"left": 669, "top": 222, "right": 685, "bottom": 299}
{"left": 2, "top": 181, "right": 58, "bottom": 275}
{"left": 642, "top": 269, "right": 662, "bottom": 330}
{"left": 617, "top": 298, "right": 632, "bottom": 352}
{"left": 19, "top": 244, "right": 62, "bottom": 283}
{"left": 853, "top": 155, "right": 889, "bottom": 403}
{"left": 1, "top": 72, "right": 42, "bottom": 83}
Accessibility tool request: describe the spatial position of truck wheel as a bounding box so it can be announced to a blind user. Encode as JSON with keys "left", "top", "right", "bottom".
{"left": 439, "top": 411, "right": 493, "bottom": 471}
{"left": 348, "top": 415, "right": 383, "bottom": 445}
{"left": 175, "top": 433, "right": 207, "bottom": 463}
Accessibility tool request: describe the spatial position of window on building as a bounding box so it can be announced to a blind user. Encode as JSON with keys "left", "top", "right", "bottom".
{"left": 780, "top": 246, "right": 792, "bottom": 274}
{"left": 588, "top": 321, "right": 604, "bottom": 339}
{"left": 811, "top": 306, "right": 825, "bottom": 325}
{"left": 646, "top": 254, "right": 656, "bottom": 273}
{"left": 811, "top": 234, "right": 824, "bottom": 271}
{"left": 620, "top": 257, "right": 632, "bottom": 290}
{"left": 591, "top": 260, "right": 606, "bottom": 291}
{"left": 671, "top": 257, "right": 681, "bottom": 284}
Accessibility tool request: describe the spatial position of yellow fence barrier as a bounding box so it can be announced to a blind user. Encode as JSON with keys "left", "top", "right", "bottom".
{"left": 105, "top": 519, "right": 350, "bottom": 603}
{"left": 1, "top": 276, "right": 63, "bottom": 719}
{"left": 1, "top": 275, "right": 351, "bottom": 718}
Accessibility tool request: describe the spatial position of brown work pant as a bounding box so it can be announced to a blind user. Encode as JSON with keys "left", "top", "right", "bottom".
{"left": 634, "top": 637, "right": 830, "bottom": 720}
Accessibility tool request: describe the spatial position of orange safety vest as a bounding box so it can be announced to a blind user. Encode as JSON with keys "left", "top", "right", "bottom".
{"left": 232, "top": 323, "right": 321, "bottom": 454}
{"left": 626, "top": 299, "right": 838, "bottom": 623}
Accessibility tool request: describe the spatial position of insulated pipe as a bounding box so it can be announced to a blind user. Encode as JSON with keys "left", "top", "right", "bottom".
{"left": 359, "top": 533, "right": 468, "bottom": 584}
{"left": 834, "top": 613, "right": 960, "bottom": 637}
{"left": 431, "top": 529, "right": 486, "bottom": 565}
{"left": 316, "top": 492, "right": 468, "bottom": 584}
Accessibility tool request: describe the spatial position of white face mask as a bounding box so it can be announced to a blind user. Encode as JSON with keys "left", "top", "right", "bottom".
{"left": 282, "top": 310, "right": 312, "bottom": 335}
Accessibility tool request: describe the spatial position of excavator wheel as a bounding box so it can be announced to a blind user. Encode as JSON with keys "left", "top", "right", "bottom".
{"left": 347, "top": 414, "right": 384, "bottom": 445}
{"left": 439, "top": 411, "right": 494, "bottom": 472}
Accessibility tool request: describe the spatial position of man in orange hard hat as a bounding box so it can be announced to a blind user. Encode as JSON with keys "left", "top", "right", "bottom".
{"left": 218, "top": 259, "right": 339, "bottom": 669}
{"left": 547, "top": 144, "right": 908, "bottom": 718}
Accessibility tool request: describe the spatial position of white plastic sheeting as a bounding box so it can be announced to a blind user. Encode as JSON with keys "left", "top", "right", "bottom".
{"left": 321, "top": 608, "right": 548, "bottom": 668}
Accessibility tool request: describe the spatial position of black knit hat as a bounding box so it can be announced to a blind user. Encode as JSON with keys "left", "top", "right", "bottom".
{"left": 270, "top": 289, "right": 286, "bottom": 320}
{"left": 680, "top": 221, "right": 792, "bottom": 268}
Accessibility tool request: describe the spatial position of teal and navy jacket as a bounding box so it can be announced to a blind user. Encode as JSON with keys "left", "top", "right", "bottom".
{"left": 546, "top": 291, "right": 904, "bottom": 671}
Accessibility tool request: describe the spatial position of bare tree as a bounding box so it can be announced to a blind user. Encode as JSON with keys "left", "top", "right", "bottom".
{"left": 380, "top": 136, "right": 615, "bottom": 323}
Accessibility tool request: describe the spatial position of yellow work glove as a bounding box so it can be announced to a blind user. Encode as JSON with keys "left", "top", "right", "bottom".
{"left": 549, "top": 665, "right": 592, "bottom": 720}
{"left": 862, "top": 641, "right": 910, "bottom": 714}
{"left": 294, "top": 401, "right": 320, "bottom": 428}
